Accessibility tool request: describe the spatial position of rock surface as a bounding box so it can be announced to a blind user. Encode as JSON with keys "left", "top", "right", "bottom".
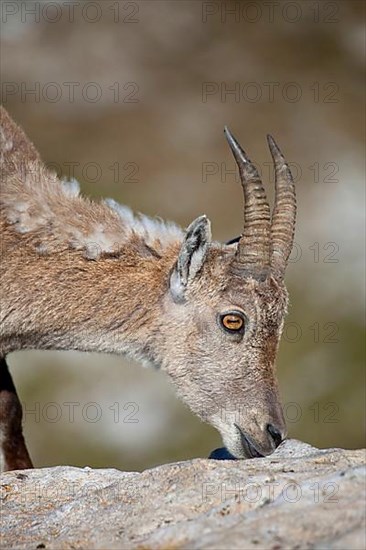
{"left": 1, "top": 440, "right": 365, "bottom": 550}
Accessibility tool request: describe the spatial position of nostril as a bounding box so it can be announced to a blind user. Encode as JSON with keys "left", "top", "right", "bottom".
{"left": 266, "top": 423, "right": 283, "bottom": 449}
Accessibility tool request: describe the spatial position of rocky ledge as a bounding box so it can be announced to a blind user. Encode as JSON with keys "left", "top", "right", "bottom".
{"left": 1, "top": 440, "right": 365, "bottom": 549}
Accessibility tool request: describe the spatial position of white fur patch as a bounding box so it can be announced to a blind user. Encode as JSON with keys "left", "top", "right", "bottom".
{"left": 0, "top": 127, "right": 13, "bottom": 153}
{"left": 105, "top": 198, "right": 184, "bottom": 249}
{"left": 74, "top": 223, "right": 121, "bottom": 260}
{"left": 61, "top": 178, "right": 80, "bottom": 197}
{"left": 2, "top": 162, "right": 184, "bottom": 258}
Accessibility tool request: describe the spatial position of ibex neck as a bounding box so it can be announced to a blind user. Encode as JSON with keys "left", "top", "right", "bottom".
{"left": 1, "top": 234, "right": 180, "bottom": 364}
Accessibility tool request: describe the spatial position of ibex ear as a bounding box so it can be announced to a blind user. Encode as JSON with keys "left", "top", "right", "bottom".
{"left": 170, "top": 215, "right": 211, "bottom": 302}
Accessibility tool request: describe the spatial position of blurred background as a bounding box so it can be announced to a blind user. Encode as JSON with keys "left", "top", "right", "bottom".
{"left": 1, "top": 0, "right": 365, "bottom": 471}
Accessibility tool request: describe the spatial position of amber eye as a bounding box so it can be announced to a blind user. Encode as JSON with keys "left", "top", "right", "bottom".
{"left": 220, "top": 312, "right": 245, "bottom": 334}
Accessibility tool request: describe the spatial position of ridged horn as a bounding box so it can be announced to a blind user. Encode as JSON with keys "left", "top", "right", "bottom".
{"left": 267, "top": 134, "right": 297, "bottom": 279}
{"left": 224, "top": 127, "right": 271, "bottom": 279}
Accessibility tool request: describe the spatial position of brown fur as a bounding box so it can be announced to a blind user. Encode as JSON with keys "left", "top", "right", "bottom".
{"left": 0, "top": 106, "right": 294, "bottom": 471}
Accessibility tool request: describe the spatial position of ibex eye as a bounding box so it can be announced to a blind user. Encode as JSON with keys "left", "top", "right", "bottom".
{"left": 220, "top": 312, "right": 245, "bottom": 334}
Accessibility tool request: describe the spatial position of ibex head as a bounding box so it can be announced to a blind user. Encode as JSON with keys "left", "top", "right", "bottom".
{"left": 160, "top": 130, "right": 296, "bottom": 458}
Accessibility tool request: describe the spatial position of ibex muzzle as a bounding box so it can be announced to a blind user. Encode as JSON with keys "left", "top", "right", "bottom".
{"left": 0, "top": 107, "right": 296, "bottom": 469}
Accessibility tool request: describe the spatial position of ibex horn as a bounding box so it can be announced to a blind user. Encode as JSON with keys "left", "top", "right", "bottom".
{"left": 267, "top": 134, "right": 296, "bottom": 279}
{"left": 224, "top": 127, "right": 271, "bottom": 279}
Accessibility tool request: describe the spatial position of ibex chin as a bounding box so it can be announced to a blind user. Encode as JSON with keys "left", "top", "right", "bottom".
{"left": 0, "top": 106, "right": 296, "bottom": 472}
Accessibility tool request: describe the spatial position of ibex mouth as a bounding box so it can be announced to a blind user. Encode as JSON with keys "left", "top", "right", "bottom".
{"left": 234, "top": 424, "right": 264, "bottom": 459}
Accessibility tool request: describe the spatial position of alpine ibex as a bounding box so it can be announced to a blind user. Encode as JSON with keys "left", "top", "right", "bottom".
{"left": 0, "top": 106, "right": 296, "bottom": 472}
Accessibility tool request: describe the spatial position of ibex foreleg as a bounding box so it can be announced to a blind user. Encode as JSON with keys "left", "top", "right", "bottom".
{"left": 0, "top": 357, "right": 33, "bottom": 472}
